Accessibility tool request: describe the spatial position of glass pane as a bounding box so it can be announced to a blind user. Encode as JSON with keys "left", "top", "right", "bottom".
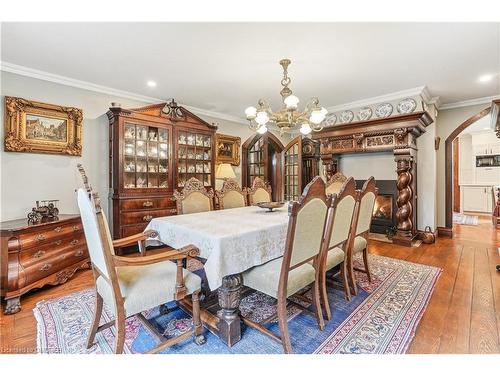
{"left": 137, "top": 126, "right": 148, "bottom": 140}
{"left": 136, "top": 173, "right": 147, "bottom": 188}
{"left": 159, "top": 143, "right": 168, "bottom": 159}
{"left": 187, "top": 133, "right": 195, "bottom": 145}
{"left": 158, "top": 128, "right": 168, "bottom": 143}
{"left": 124, "top": 123, "right": 135, "bottom": 139}
{"left": 124, "top": 140, "right": 135, "bottom": 156}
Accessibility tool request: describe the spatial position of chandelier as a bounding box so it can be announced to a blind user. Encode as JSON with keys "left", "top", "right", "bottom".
{"left": 244, "top": 59, "right": 328, "bottom": 135}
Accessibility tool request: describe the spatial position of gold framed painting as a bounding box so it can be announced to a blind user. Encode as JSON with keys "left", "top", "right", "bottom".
{"left": 215, "top": 133, "right": 240, "bottom": 166}
{"left": 4, "top": 96, "right": 83, "bottom": 156}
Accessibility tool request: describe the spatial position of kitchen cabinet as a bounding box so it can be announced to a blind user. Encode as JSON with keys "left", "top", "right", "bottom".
{"left": 461, "top": 185, "right": 493, "bottom": 213}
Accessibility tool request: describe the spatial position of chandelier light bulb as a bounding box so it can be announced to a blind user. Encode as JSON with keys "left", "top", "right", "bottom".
{"left": 310, "top": 110, "right": 325, "bottom": 125}
{"left": 299, "top": 123, "right": 312, "bottom": 135}
{"left": 284, "top": 95, "right": 299, "bottom": 109}
{"left": 257, "top": 125, "right": 268, "bottom": 134}
{"left": 245, "top": 106, "right": 257, "bottom": 118}
{"left": 255, "top": 111, "right": 270, "bottom": 125}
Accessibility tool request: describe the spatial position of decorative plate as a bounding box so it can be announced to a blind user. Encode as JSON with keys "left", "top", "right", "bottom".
{"left": 256, "top": 201, "right": 285, "bottom": 212}
{"left": 325, "top": 113, "right": 337, "bottom": 126}
{"left": 375, "top": 103, "right": 393, "bottom": 118}
{"left": 339, "top": 110, "right": 354, "bottom": 124}
{"left": 397, "top": 98, "right": 417, "bottom": 114}
{"left": 357, "top": 107, "right": 373, "bottom": 121}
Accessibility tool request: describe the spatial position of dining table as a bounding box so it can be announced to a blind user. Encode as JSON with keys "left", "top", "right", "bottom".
{"left": 145, "top": 204, "right": 291, "bottom": 346}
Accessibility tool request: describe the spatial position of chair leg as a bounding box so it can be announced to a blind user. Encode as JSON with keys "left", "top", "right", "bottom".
{"left": 191, "top": 290, "right": 206, "bottom": 345}
{"left": 340, "top": 263, "right": 352, "bottom": 301}
{"left": 114, "top": 312, "right": 126, "bottom": 354}
{"left": 320, "top": 271, "right": 332, "bottom": 321}
{"left": 311, "top": 280, "right": 325, "bottom": 331}
{"left": 86, "top": 292, "right": 103, "bottom": 349}
{"left": 277, "top": 297, "right": 293, "bottom": 354}
{"left": 363, "top": 248, "right": 372, "bottom": 283}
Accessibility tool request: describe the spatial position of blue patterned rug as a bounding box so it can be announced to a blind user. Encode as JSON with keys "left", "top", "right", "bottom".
{"left": 34, "top": 254, "right": 440, "bottom": 354}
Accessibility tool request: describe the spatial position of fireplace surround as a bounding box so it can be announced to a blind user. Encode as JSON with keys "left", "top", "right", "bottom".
{"left": 313, "top": 111, "right": 432, "bottom": 247}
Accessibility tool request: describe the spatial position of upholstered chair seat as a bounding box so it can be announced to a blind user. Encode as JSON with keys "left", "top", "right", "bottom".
{"left": 353, "top": 236, "right": 368, "bottom": 254}
{"left": 243, "top": 258, "right": 316, "bottom": 299}
{"left": 325, "top": 247, "right": 345, "bottom": 270}
{"left": 96, "top": 261, "right": 201, "bottom": 317}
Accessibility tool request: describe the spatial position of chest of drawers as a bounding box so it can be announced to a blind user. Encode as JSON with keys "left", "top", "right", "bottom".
{"left": 0, "top": 214, "right": 90, "bottom": 314}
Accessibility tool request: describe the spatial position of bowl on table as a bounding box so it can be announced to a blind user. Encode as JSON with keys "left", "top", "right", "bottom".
{"left": 256, "top": 201, "right": 285, "bottom": 212}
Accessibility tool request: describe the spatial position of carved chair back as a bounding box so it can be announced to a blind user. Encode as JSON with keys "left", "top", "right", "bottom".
{"left": 355, "top": 177, "right": 378, "bottom": 238}
{"left": 323, "top": 177, "right": 358, "bottom": 253}
{"left": 174, "top": 177, "right": 215, "bottom": 215}
{"left": 278, "top": 176, "right": 331, "bottom": 299}
{"left": 215, "top": 178, "right": 248, "bottom": 209}
{"left": 248, "top": 176, "right": 272, "bottom": 205}
{"left": 325, "top": 172, "right": 348, "bottom": 196}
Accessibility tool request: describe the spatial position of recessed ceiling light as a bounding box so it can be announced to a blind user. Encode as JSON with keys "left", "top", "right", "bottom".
{"left": 478, "top": 74, "right": 493, "bottom": 83}
{"left": 147, "top": 80, "right": 157, "bottom": 87}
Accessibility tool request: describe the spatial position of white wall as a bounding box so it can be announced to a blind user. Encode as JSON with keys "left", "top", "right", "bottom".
{"left": 0, "top": 71, "right": 291, "bottom": 221}
{"left": 339, "top": 152, "right": 396, "bottom": 180}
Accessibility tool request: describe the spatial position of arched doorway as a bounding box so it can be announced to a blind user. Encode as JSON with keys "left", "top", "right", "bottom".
{"left": 444, "top": 106, "right": 491, "bottom": 230}
{"left": 242, "top": 132, "right": 284, "bottom": 201}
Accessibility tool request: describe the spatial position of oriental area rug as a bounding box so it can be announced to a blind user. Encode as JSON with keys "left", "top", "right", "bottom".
{"left": 34, "top": 254, "right": 440, "bottom": 354}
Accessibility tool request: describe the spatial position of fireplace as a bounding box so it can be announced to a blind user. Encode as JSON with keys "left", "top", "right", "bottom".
{"left": 356, "top": 180, "right": 398, "bottom": 234}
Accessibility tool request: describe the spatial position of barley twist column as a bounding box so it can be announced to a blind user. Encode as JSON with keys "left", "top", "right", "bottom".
{"left": 393, "top": 155, "right": 414, "bottom": 246}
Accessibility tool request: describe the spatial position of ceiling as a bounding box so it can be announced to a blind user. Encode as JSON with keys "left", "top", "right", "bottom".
{"left": 2, "top": 22, "right": 499, "bottom": 119}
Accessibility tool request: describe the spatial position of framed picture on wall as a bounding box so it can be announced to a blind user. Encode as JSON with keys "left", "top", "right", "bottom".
{"left": 215, "top": 133, "right": 240, "bottom": 166}
{"left": 4, "top": 96, "right": 83, "bottom": 156}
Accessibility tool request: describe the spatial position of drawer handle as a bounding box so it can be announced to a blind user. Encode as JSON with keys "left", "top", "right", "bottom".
{"left": 168, "top": 208, "right": 177, "bottom": 214}
{"left": 143, "top": 215, "right": 153, "bottom": 222}
{"left": 72, "top": 225, "right": 79, "bottom": 231}
{"left": 33, "top": 250, "right": 46, "bottom": 259}
{"left": 54, "top": 226, "right": 62, "bottom": 232}
{"left": 40, "top": 263, "right": 52, "bottom": 272}
{"left": 55, "top": 240, "right": 62, "bottom": 246}
{"left": 70, "top": 239, "right": 79, "bottom": 246}
{"left": 143, "top": 201, "right": 154, "bottom": 207}
{"left": 35, "top": 234, "right": 46, "bottom": 242}
{"left": 74, "top": 249, "right": 84, "bottom": 257}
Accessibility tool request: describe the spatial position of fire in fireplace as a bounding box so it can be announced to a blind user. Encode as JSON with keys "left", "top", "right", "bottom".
{"left": 356, "top": 179, "right": 398, "bottom": 235}
{"left": 373, "top": 195, "right": 393, "bottom": 220}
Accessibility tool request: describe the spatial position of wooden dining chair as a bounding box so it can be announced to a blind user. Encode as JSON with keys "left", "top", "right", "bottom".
{"left": 247, "top": 176, "right": 272, "bottom": 205}
{"left": 174, "top": 177, "right": 215, "bottom": 215}
{"left": 215, "top": 178, "right": 248, "bottom": 209}
{"left": 319, "top": 177, "right": 358, "bottom": 320}
{"left": 325, "top": 172, "right": 348, "bottom": 196}
{"left": 77, "top": 188, "right": 205, "bottom": 354}
{"left": 242, "top": 176, "right": 330, "bottom": 354}
{"left": 77, "top": 163, "right": 156, "bottom": 256}
{"left": 346, "top": 177, "right": 378, "bottom": 296}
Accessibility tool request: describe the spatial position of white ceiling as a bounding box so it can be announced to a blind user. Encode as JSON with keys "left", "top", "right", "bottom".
{"left": 1, "top": 22, "right": 500, "bottom": 118}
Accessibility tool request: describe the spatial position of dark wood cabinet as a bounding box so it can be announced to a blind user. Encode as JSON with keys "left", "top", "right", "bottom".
{"left": 0, "top": 215, "right": 90, "bottom": 314}
{"left": 107, "top": 101, "right": 217, "bottom": 239}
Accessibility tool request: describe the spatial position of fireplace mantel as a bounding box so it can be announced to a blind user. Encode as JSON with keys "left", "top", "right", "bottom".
{"left": 313, "top": 111, "right": 434, "bottom": 248}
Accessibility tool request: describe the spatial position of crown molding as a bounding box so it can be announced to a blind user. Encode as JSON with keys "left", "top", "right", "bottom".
{"left": 0, "top": 61, "right": 248, "bottom": 125}
{"left": 438, "top": 95, "right": 500, "bottom": 110}
{"left": 326, "top": 86, "right": 430, "bottom": 113}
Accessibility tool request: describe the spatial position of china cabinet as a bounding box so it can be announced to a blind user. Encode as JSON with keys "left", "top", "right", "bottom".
{"left": 107, "top": 101, "right": 217, "bottom": 240}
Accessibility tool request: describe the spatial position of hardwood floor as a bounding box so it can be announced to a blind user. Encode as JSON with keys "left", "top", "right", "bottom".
{"left": 1, "top": 220, "right": 499, "bottom": 354}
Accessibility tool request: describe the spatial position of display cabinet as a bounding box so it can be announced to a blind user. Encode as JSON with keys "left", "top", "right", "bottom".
{"left": 107, "top": 100, "right": 217, "bottom": 240}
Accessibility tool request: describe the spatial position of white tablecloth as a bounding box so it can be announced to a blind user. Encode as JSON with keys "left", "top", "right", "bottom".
{"left": 146, "top": 206, "right": 290, "bottom": 290}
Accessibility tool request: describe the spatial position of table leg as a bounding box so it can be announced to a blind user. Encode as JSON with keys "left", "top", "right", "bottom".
{"left": 216, "top": 273, "right": 242, "bottom": 347}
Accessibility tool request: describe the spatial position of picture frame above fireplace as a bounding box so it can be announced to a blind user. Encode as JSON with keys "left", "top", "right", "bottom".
{"left": 4, "top": 96, "right": 83, "bottom": 156}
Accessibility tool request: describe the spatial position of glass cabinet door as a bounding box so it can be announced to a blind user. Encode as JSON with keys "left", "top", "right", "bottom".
{"left": 247, "top": 137, "right": 265, "bottom": 184}
{"left": 284, "top": 139, "right": 301, "bottom": 201}
{"left": 177, "top": 130, "right": 212, "bottom": 187}
{"left": 123, "top": 122, "right": 169, "bottom": 189}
